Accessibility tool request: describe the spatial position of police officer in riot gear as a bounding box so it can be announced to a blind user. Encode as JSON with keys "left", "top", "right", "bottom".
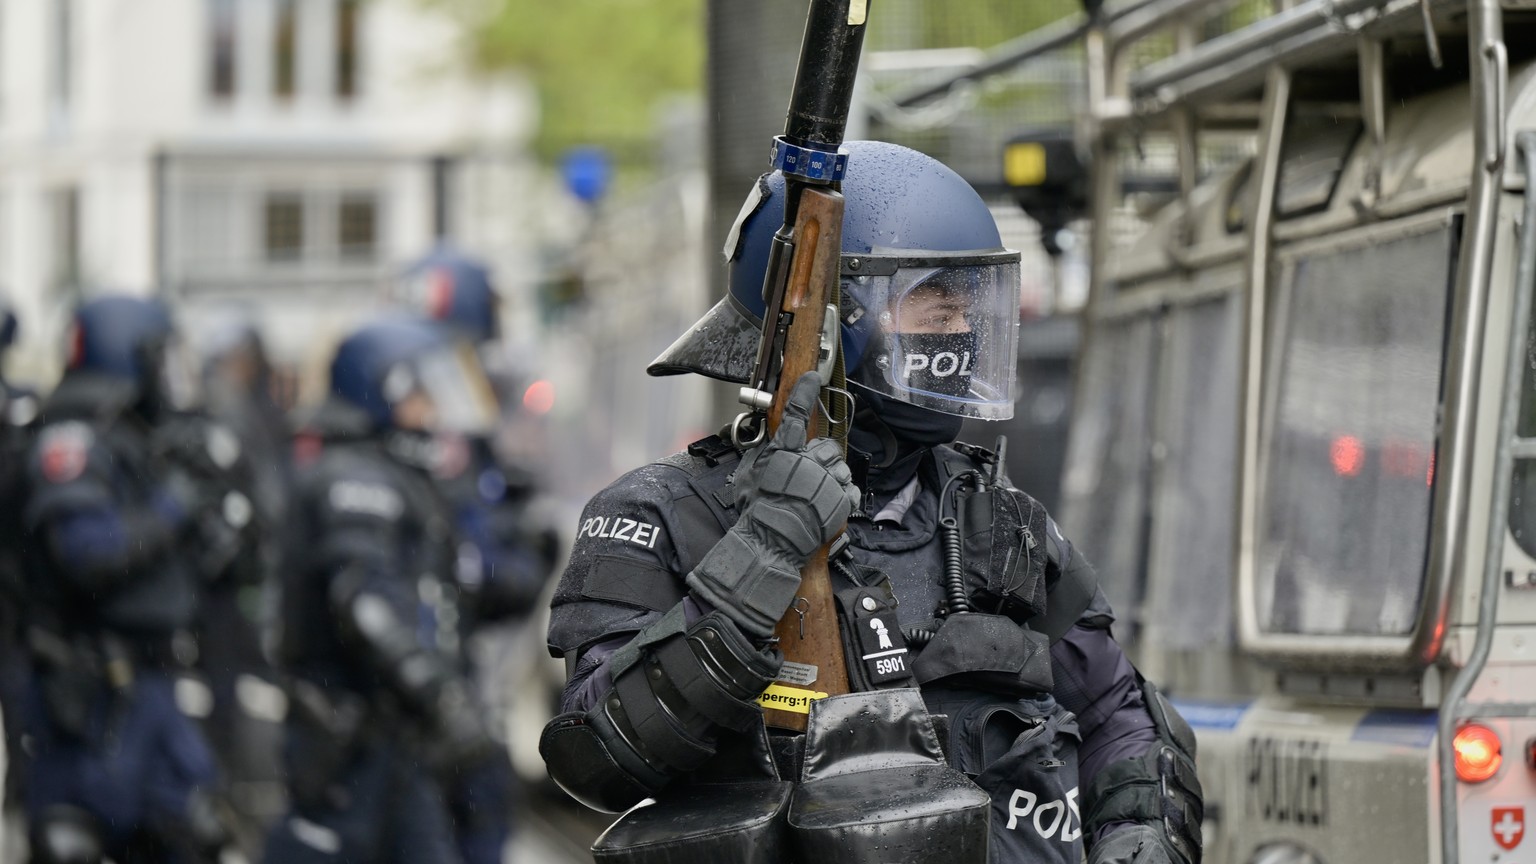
{"left": 194, "top": 320, "right": 290, "bottom": 844}
{"left": 15, "top": 295, "right": 228, "bottom": 864}
{"left": 262, "top": 315, "right": 502, "bottom": 864}
{"left": 541, "top": 141, "right": 1202, "bottom": 864}
{"left": 402, "top": 248, "right": 562, "bottom": 864}
{"left": 403, "top": 246, "right": 561, "bottom": 624}
{"left": 0, "top": 303, "right": 34, "bottom": 816}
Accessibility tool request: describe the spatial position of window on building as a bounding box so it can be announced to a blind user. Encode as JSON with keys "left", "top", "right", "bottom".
{"left": 337, "top": 0, "right": 360, "bottom": 99}
{"left": 274, "top": 0, "right": 297, "bottom": 99}
{"left": 264, "top": 194, "right": 304, "bottom": 261}
{"left": 209, "top": 0, "right": 238, "bottom": 99}
{"left": 338, "top": 194, "right": 377, "bottom": 260}
{"left": 51, "top": 0, "right": 73, "bottom": 117}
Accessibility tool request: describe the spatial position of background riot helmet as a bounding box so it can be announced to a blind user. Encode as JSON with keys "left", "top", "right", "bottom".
{"left": 400, "top": 245, "right": 501, "bottom": 345}
{"left": 67, "top": 294, "right": 198, "bottom": 419}
{"left": 648, "top": 140, "right": 1021, "bottom": 421}
{"left": 328, "top": 314, "right": 497, "bottom": 435}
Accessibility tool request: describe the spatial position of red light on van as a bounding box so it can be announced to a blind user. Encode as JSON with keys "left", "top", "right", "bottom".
{"left": 523, "top": 380, "right": 555, "bottom": 415}
{"left": 1454, "top": 724, "right": 1502, "bottom": 783}
{"left": 1331, "top": 435, "right": 1364, "bottom": 477}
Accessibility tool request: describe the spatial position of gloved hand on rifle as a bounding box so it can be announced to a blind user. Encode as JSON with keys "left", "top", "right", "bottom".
{"left": 687, "top": 372, "right": 861, "bottom": 639}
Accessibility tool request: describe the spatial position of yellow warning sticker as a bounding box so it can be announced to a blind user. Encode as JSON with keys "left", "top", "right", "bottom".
{"left": 849, "top": 0, "right": 868, "bottom": 25}
{"left": 756, "top": 684, "right": 829, "bottom": 715}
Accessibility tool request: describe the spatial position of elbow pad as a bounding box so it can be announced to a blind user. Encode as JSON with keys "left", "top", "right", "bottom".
{"left": 539, "top": 606, "right": 782, "bottom": 812}
{"left": 1083, "top": 680, "right": 1203, "bottom": 864}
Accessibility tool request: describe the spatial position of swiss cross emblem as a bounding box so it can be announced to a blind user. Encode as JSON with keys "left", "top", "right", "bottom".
{"left": 1494, "top": 806, "right": 1525, "bottom": 851}
{"left": 39, "top": 422, "right": 93, "bottom": 483}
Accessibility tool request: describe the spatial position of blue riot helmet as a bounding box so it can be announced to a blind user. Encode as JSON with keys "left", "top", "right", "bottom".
{"left": 68, "top": 294, "right": 199, "bottom": 418}
{"left": 648, "top": 140, "right": 1022, "bottom": 421}
{"left": 401, "top": 246, "right": 500, "bottom": 344}
{"left": 329, "top": 314, "right": 498, "bottom": 434}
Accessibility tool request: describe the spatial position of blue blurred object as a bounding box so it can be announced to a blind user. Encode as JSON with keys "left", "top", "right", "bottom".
{"left": 560, "top": 145, "right": 613, "bottom": 205}
{"left": 69, "top": 295, "right": 175, "bottom": 381}
{"left": 403, "top": 247, "right": 499, "bottom": 344}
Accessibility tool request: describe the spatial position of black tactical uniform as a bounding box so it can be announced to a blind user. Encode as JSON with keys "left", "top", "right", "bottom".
{"left": 541, "top": 141, "right": 1203, "bottom": 864}
{"left": 15, "top": 296, "right": 226, "bottom": 864}
{"left": 262, "top": 316, "right": 499, "bottom": 864}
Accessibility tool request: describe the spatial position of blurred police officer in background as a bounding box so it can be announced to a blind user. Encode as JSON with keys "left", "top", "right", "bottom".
{"left": 0, "top": 303, "right": 35, "bottom": 826}
{"left": 195, "top": 320, "right": 292, "bottom": 848}
{"left": 541, "top": 142, "right": 1203, "bottom": 864}
{"left": 262, "top": 314, "right": 505, "bottom": 864}
{"left": 404, "top": 246, "right": 561, "bottom": 637}
{"left": 401, "top": 249, "right": 564, "bottom": 864}
{"left": 13, "top": 295, "right": 235, "bottom": 864}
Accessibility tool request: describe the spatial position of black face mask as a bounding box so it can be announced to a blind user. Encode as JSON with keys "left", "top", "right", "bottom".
{"left": 848, "top": 384, "right": 964, "bottom": 494}
{"left": 893, "top": 332, "right": 981, "bottom": 399}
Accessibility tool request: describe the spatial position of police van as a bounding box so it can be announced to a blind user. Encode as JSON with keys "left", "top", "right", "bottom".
{"left": 975, "top": 0, "right": 1536, "bottom": 860}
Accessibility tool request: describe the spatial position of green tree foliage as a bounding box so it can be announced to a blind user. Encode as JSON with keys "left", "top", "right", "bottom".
{"left": 424, "top": 0, "right": 704, "bottom": 163}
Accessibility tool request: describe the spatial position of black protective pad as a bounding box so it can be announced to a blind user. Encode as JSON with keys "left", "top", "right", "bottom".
{"left": 539, "top": 711, "right": 663, "bottom": 814}
{"left": 582, "top": 554, "right": 685, "bottom": 612}
{"left": 788, "top": 689, "right": 991, "bottom": 863}
{"left": 591, "top": 780, "right": 793, "bottom": 864}
{"left": 911, "top": 612, "right": 1054, "bottom": 696}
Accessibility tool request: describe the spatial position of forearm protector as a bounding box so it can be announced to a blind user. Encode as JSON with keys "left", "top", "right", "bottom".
{"left": 330, "top": 576, "right": 476, "bottom": 721}
{"left": 540, "top": 604, "right": 782, "bottom": 812}
{"left": 334, "top": 581, "right": 495, "bottom": 770}
{"left": 1083, "top": 680, "right": 1203, "bottom": 864}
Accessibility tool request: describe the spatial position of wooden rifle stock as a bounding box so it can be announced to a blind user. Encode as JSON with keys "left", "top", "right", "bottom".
{"left": 757, "top": 186, "right": 851, "bottom": 732}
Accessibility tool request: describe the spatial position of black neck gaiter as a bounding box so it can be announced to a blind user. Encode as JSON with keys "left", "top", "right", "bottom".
{"left": 847, "top": 384, "right": 964, "bottom": 497}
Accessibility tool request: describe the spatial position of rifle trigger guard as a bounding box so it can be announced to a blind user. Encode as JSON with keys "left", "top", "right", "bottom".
{"left": 730, "top": 412, "right": 766, "bottom": 450}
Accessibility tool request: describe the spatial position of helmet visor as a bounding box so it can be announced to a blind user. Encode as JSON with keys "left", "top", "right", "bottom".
{"left": 157, "top": 334, "right": 202, "bottom": 412}
{"left": 397, "top": 343, "right": 499, "bottom": 434}
{"left": 846, "top": 250, "right": 1020, "bottom": 420}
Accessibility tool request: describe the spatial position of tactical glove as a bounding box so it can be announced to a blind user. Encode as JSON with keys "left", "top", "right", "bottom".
{"left": 687, "top": 373, "right": 860, "bottom": 638}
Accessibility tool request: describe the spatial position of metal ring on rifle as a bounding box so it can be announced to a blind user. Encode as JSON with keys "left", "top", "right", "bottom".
{"left": 730, "top": 412, "right": 766, "bottom": 449}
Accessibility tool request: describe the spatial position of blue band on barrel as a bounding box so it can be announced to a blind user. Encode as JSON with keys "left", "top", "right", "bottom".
{"left": 769, "top": 137, "right": 848, "bottom": 183}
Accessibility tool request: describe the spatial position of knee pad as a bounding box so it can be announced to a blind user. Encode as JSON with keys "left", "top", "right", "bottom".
{"left": 30, "top": 806, "right": 104, "bottom": 864}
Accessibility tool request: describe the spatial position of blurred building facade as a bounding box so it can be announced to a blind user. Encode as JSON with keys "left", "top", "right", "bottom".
{"left": 0, "top": 0, "right": 538, "bottom": 386}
